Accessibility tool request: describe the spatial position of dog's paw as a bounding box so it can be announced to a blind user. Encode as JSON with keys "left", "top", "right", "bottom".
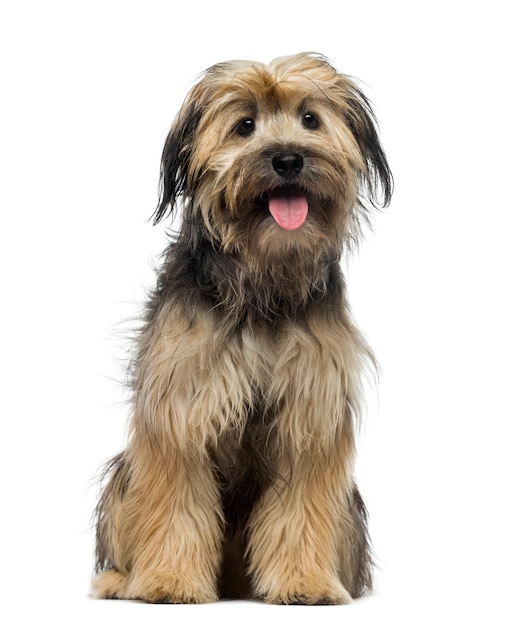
{"left": 125, "top": 573, "right": 218, "bottom": 604}
{"left": 139, "top": 588, "right": 217, "bottom": 604}
{"left": 92, "top": 568, "right": 217, "bottom": 604}
{"left": 261, "top": 575, "right": 352, "bottom": 605}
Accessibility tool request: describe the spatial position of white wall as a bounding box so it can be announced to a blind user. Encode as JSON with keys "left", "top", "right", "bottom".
{"left": 1, "top": 1, "right": 518, "bottom": 624}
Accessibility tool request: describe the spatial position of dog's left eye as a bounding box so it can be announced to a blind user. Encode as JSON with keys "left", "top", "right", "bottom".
{"left": 236, "top": 118, "right": 256, "bottom": 137}
{"left": 302, "top": 112, "right": 320, "bottom": 130}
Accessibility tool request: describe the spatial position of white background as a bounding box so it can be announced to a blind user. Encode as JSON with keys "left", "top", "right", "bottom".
{"left": 1, "top": 1, "right": 519, "bottom": 624}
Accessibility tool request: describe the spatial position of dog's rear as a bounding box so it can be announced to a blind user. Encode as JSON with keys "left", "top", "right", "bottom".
{"left": 93, "top": 53, "right": 392, "bottom": 604}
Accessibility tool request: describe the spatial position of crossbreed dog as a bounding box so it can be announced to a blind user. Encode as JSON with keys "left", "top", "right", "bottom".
{"left": 93, "top": 52, "right": 392, "bottom": 605}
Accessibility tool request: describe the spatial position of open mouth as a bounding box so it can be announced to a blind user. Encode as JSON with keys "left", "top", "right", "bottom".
{"left": 267, "top": 185, "right": 309, "bottom": 231}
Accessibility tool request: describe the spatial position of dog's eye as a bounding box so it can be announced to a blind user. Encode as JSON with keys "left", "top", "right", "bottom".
{"left": 236, "top": 118, "right": 256, "bottom": 137}
{"left": 302, "top": 112, "right": 320, "bottom": 130}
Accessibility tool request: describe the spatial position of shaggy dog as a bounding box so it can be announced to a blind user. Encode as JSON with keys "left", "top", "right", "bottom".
{"left": 93, "top": 52, "right": 392, "bottom": 605}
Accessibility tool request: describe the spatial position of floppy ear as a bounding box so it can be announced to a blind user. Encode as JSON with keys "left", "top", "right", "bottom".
{"left": 152, "top": 89, "right": 205, "bottom": 225}
{"left": 343, "top": 83, "right": 393, "bottom": 211}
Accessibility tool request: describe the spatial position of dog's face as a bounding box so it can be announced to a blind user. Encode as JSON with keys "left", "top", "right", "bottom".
{"left": 154, "top": 53, "right": 392, "bottom": 262}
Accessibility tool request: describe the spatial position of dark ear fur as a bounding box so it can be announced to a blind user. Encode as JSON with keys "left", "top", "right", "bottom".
{"left": 344, "top": 84, "right": 393, "bottom": 211}
{"left": 152, "top": 96, "right": 204, "bottom": 225}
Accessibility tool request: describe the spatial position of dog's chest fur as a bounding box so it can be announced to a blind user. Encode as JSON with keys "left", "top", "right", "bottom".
{"left": 136, "top": 234, "right": 360, "bottom": 534}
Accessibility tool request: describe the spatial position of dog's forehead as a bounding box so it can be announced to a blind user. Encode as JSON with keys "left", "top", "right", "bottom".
{"left": 202, "top": 54, "right": 341, "bottom": 111}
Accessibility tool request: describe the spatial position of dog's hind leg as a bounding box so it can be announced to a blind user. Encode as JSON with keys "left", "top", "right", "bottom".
{"left": 337, "top": 484, "right": 374, "bottom": 598}
{"left": 91, "top": 567, "right": 127, "bottom": 599}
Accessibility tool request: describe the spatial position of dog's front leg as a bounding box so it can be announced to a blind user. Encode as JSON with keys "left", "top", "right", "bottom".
{"left": 93, "top": 307, "right": 229, "bottom": 603}
{"left": 246, "top": 438, "right": 353, "bottom": 605}
{"left": 93, "top": 443, "right": 223, "bottom": 603}
{"left": 125, "top": 448, "right": 223, "bottom": 603}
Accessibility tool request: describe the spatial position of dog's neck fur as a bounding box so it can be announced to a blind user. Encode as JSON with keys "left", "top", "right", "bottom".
{"left": 153, "top": 221, "right": 345, "bottom": 330}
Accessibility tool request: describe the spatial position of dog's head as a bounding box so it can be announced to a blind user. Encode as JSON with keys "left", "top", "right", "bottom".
{"left": 153, "top": 53, "right": 392, "bottom": 260}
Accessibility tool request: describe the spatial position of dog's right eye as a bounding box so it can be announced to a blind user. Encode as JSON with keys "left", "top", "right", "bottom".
{"left": 236, "top": 118, "right": 256, "bottom": 137}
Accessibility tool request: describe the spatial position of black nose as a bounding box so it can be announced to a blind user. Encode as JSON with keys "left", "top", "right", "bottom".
{"left": 272, "top": 152, "right": 304, "bottom": 178}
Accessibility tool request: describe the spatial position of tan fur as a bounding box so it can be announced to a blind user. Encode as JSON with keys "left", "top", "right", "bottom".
{"left": 93, "top": 52, "right": 391, "bottom": 604}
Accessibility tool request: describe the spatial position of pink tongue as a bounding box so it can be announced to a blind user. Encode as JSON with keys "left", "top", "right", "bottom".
{"left": 268, "top": 189, "right": 309, "bottom": 230}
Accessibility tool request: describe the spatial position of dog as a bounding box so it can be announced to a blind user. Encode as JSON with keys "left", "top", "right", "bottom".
{"left": 92, "top": 52, "right": 392, "bottom": 605}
